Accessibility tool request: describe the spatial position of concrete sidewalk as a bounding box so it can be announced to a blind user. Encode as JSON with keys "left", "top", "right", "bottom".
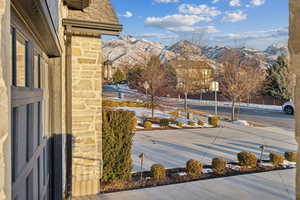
{"left": 100, "top": 169, "right": 295, "bottom": 200}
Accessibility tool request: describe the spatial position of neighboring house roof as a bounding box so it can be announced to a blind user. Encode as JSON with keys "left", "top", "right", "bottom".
{"left": 67, "top": 0, "right": 119, "bottom": 24}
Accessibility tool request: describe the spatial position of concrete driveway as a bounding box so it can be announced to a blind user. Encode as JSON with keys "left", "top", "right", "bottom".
{"left": 98, "top": 122, "right": 296, "bottom": 200}
{"left": 132, "top": 122, "right": 296, "bottom": 171}
{"left": 80, "top": 121, "right": 297, "bottom": 200}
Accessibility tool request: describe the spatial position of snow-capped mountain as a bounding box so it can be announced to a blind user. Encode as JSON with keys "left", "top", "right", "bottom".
{"left": 103, "top": 36, "right": 286, "bottom": 70}
{"left": 264, "top": 44, "right": 288, "bottom": 56}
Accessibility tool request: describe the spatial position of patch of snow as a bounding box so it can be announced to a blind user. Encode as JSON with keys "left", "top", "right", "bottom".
{"left": 169, "top": 124, "right": 182, "bottom": 129}
{"left": 258, "top": 162, "right": 273, "bottom": 167}
{"left": 177, "top": 172, "right": 187, "bottom": 176}
{"left": 136, "top": 125, "right": 144, "bottom": 129}
{"left": 203, "top": 168, "right": 213, "bottom": 174}
{"left": 116, "top": 107, "right": 172, "bottom": 119}
{"left": 282, "top": 160, "right": 296, "bottom": 168}
{"left": 227, "top": 164, "right": 241, "bottom": 171}
{"left": 152, "top": 124, "right": 161, "bottom": 128}
{"left": 232, "top": 120, "right": 250, "bottom": 126}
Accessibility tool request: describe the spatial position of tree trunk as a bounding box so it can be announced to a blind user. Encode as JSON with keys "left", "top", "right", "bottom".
{"left": 151, "top": 95, "right": 154, "bottom": 118}
{"left": 231, "top": 100, "right": 235, "bottom": 121}
{"left": 184, "top": 92, "right": 188, "bottom": 114}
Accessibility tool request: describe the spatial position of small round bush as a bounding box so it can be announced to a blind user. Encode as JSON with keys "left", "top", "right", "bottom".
{"left": 212, "top": 157, "right": 227, "bottom": 172}
{"left": 186, "top": 159, "right": 202, "bottom": 176}
{"left": 284, "top": 152, "right": 297, "bottom": 162}
{"left": 150, "top": 164, "right": 166, "bottom": 180}
{"left": 269, "top": 152, "right": 284, "bottom": 166}
{"left": 188, "top": 120, "right": 195, "bottom": 126}
{"left": 160, "top": 119, "right": 169, "bottom": 127}
{"left": 237, "top": 152, "right": 257, "bottom": 167}
{"left": 208, "top": 116, "right": 219, "bottom": 127}
{"left": 143, "top": 121, "right": 152, "bottom": 129}
{"left": 198, "top": 120, "right": 205, "bottom": 126}
{"left": 176, "top": 121, "right": 184, "bottom": 127}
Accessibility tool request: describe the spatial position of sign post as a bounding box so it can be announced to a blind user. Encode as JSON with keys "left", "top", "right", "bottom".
{"left": 210, "top": 81, "right": 219, "bottom": 115}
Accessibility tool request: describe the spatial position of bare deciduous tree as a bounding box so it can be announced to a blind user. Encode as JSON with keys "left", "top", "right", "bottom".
{"left": 142, "top": 55, "right": 175, "bottom": 118}
{"left": 221, "top": 61, "right": 265, "bottom": 120}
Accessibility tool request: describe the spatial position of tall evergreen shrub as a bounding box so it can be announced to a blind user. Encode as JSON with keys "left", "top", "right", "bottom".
{"left": 102, "top": 110, "right": 136, "bottom": 183}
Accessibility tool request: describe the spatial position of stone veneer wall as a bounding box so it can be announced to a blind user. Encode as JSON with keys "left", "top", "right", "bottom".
{"left": 289, "top": 0, "right": 300, "bottom": 199}
{"left": 0, "top": 0, "right": 11, "bottom": 199}
{"left": 71, "top": 36, "right": 103, "bottom": 197}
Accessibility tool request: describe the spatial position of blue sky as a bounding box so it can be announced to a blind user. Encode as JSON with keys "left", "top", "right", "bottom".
{"left": 109, "top": 0, "right": 288, "bottom": 50}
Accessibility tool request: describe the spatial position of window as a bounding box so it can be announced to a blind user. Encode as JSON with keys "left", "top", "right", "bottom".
{"left": 12, "top": 28, "right": 29, "bottom": 87}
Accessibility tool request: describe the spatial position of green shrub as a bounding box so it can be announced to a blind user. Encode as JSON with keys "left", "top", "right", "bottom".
{"left": 160, "top": 119, "right": 169, "bottom": 127}
{"left": 113, "top": 68, "right": 126, "bottom": 83}
{"left": 208, "top": 116, "right": 219, "bottom": 127}
{"left": 284, "top": 152, "right": 297, "bottom": 162}
{"left": 188, "top": 120, "right": 195, "bottom": 126}
{"left": 143, "top": 121, "right": 152, "bottom": 129}
{"left": 102, "top": 100, "right": 145, "bottom": 108}
{"left": 198, "top": 120, "right": 205, "bottom": 126}
{"left": 269, "top": 152, "right": 284, "bottom": 166}
{"left": 176, "top": 121, "right": 184, "bottom": 127}
{"left": 102, "top": 110, "right": 136, "bottom": 183}
{"left": 237, "top": 152, "right": 257, "bottom": 167}
{"left": 151, "top": 164, "right": 166, "bottom": 180}
{"left": 103, "top": 100, "right": 119, "bottom": 107}
{"left": 212, "top": 157, "right": 227, "bottom": 172}
{"left": 186, "top": 159, "right": 202, "bottom": 176}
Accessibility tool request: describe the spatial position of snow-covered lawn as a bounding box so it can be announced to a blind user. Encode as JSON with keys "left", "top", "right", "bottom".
{"left": 116, "top": 107, "right": 206, "bottom": 129}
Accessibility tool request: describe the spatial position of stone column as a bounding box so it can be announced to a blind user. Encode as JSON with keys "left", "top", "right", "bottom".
{"left": 71, "top": 36, "right": 102, "bottom": 197}
{"left": 289, "top": 0, "right": 300, "bottom": 199}
{"left": 0, "top": 1, "right": 11, "bottom": 200}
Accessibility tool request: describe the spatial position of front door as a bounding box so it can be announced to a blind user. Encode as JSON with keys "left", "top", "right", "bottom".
{"left": 11, "top": 25, "right": 51, "bottom": 200}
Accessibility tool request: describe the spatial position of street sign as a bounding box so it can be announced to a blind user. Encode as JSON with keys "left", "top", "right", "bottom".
{"left": 210, "top": 81, "right": 219, "bottom": 92}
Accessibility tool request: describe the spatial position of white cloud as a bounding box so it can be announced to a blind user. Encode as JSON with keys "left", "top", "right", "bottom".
{"left": 145, "top": 14, "right": 219, "bottom": 34}
{"left": 214, "top": 27, "right": 288, "bottom": 41}
{"left": 145, "top": 14, "right": 211, "bottom": 27}
{"left": 212, "top": 0, "right": 220, "bottom": 4}
{"left": 154, "top": 0, "right": 179, "bottom": 3}
{"left": 250, "top": 0, "right": 265, "bottom": 6}
{"left": 133, "top": 33, "right": 178, "bottom": 39}
{"left": 121, "top": 11, "right": 133, "bottom": 18}
{"left": 222, "top": 10, "right": 247, "bottom": 22}
{"left": 229, "top": 0, "right": 241, "bottom": 7}
{"left": 178, "top": 4, "right": 221, "bottom": 17}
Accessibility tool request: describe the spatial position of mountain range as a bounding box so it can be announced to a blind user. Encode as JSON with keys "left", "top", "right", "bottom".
{"left": 103, "top": 36, "right": 288, "bottom": 70}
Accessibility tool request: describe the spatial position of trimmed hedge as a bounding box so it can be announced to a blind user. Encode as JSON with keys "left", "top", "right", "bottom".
{"left": 186, "top": 159, "right": 202, "bottom": 176}
{"left": 188, "top": 120, "right": 195, "bottom": 126}
{"left": 151, "top": 164, "right": 166, "bottom": 180}
{"left": 269, "top": 152, "right": 284, "bottom": 166}
{"left": 208, "top": 116, "right": 219, "bottom": 127}
{"left": 284, "top": 152, "right": 297, "bottom": 162}
{"left": 102, "top": 110, "right": 136, "bottom": 183}
{"left": 143, "top": 121, "right": 152, "bottom": 129}
{"left": 237, "top": 152, "right": 257, "bottom": 167}
{"left": 176, "top": 121, "right": 184, "bottom": 127}
{"left": 160, "top": 119, "right": 169, "bottom": 127}
{"left": 198, "top": 120, "right": 205, "bottom": 126}
{"left": 103, "top": 100, "right": 145, "bottom": 108}
{"left": 212, "top": 157, "right": 226, "bottom": 172}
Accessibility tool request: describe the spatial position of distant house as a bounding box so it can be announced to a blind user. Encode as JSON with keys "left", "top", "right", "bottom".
{"left": 0, "top": 0, "right": 121, "bottom": 199}
{"left": 169, "top": 59, "right": 215, "bottom": 94}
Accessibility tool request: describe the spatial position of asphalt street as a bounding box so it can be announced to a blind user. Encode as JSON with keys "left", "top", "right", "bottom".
{"left": 187, "top": 103, "right": 295, "bottom": 131}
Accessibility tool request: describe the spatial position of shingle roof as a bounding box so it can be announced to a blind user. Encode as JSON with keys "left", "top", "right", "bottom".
{"left": 67, "top": 0, "right": 119, "bottom": 24}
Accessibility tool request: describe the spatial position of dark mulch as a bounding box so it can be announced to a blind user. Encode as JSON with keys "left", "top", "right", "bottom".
{"left": 100, "top": 162, "right": 290, "bottom": 194}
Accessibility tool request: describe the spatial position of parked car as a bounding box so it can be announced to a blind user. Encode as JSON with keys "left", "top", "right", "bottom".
{"left": 282, "top": 101, "right": 294, "bottom": 115}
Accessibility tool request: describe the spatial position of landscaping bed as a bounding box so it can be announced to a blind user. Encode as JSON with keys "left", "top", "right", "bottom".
{"left": 100, "top": 161, "right": 294, "bottom": 194}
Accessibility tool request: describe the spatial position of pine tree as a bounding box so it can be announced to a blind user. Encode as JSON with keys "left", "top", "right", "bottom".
{"left": 112, "top": 68, "right": 126, "bottom": 83}
{"left": 264, "top": 56, "right": 294, "bottom": 101}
